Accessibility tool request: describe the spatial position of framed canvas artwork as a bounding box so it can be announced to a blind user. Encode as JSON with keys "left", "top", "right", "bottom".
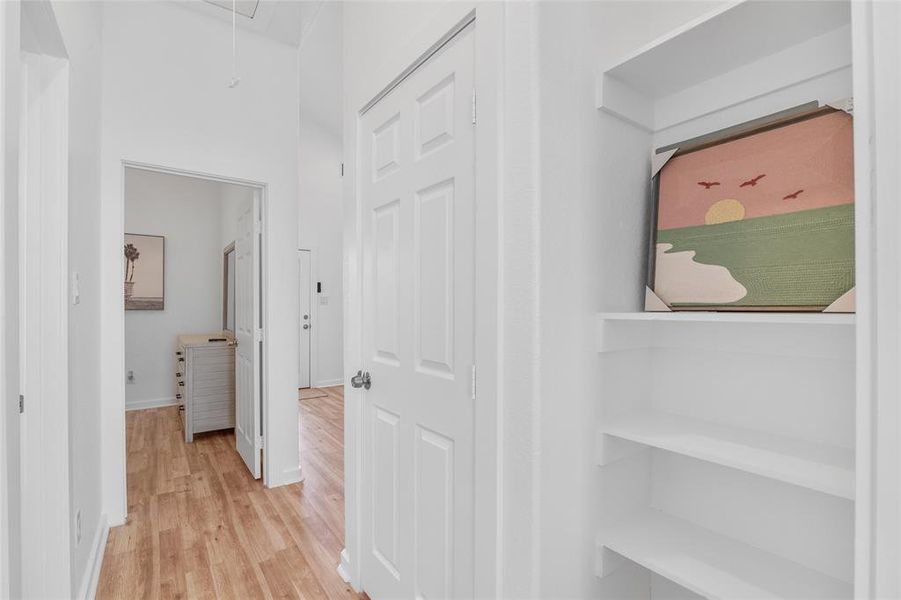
{"left": 647, "top": 106, "right": 855, "bottom": 312}
{"left": 124, "top": 233, "right": 165, "bottom": 310}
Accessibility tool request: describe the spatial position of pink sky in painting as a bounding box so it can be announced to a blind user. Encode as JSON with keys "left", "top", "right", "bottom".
{"left": 657, "top": 111, "right": 854, "bottom": 230}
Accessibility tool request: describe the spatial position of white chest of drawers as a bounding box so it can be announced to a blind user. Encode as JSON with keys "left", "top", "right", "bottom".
{"left": 176, "top": 333, "right": 236, "bottom": 442}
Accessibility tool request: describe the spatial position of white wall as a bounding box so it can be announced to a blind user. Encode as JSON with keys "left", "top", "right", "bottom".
{"left": 46, "top": 1, "right": 107, "bottom": 597}
{"left": 298, "top": 2, "right": 343, "bottom": 387}
{"left": 100, "top": 0, "right": 301, "bottom": 526}
{"left": 124, "top": 169, "right": 246, "bottom": 409}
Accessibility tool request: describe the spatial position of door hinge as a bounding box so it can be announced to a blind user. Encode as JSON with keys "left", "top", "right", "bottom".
{"left": 254, "top": 221, "right": 262, "bottom": 235}
{"left": 471, "top": 366, "right": 477, "bottom": 400}
{"left": 255, "top": 328, "right": 264, "bottom": 342}
{"left": 257, "top": 435, "right": 264, "bottom": 449}
{"left": 471, "top": 88, "right": 477, "bottom": 125}
{"left": 18, "top": 394, "right": 24, "bottom": 414}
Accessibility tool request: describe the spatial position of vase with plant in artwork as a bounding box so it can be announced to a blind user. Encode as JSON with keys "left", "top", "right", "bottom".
{"left": 124, "top": 242, "right": 140, "bottom": 300}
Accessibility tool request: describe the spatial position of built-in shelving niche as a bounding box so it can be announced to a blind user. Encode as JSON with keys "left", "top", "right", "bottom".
{"left": 594, "top": 2, "right": 858, "bottom": 598}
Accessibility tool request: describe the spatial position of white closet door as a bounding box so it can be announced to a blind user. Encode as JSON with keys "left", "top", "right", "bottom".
{"left": 359, "top": 23, "right": 476, "bottom": 600}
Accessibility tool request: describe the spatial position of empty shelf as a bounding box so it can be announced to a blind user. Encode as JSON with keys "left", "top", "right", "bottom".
{"left": 600, "top": 508, "right": 852, "bottom": 599}
{"left": 598, "top": 312, "right": 854, "bottom": 325}
{"left": 601, "top": 410, "right": 854, "bottom": 499}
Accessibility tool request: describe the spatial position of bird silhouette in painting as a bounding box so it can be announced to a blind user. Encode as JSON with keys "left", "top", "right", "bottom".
{"left": 783, "top": 189, "right": 804, "bottom": 200}
{"left": 740, "top": 174, "right": 766, "bottom": 187}
{"left": 697, "top": 181, "right": 720, "bottom": 189}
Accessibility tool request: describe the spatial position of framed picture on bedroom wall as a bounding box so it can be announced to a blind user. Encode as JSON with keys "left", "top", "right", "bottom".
{"left": 646, "top": 104, "right": 855, "bottom": 312}
{"left": 124, "top": 233, "right": 165, "bottom": 310}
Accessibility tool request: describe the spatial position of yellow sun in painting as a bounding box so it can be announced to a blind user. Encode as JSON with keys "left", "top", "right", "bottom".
{"left": 705, "top": 198, "right": 746, "bottom": 225}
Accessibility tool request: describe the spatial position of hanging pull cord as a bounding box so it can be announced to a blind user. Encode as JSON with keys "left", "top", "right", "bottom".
{"left": 228, "top": 0, "right": 241, "bottom": 88}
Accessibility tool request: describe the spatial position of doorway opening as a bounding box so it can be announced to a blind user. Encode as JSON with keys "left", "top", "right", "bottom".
{"left": 120, "top": 164, "right": 266, "bottom": 489}
{"left": 97, "top": 163, "right": 360, "bottom": 599}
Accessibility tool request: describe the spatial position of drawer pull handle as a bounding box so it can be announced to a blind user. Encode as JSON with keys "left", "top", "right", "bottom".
{"left": 176, "top": 394, "right": 182, "bottom": 399}
{"left": 178, "top": 381, "right": 185, "bottom": 387}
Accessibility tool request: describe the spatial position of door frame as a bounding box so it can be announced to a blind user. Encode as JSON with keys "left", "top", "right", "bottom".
{"left": 119, "top": 160, "right": 273, "bottom": 485}
{"left": 0, "top": 3, "right": 21, "bottom": 595}
{"left": 297, "top": 247, "right": 317, "bottom": 388}
{"left": 15, "top": 2, "right": 71, "bottom": 596}
{"left": 9, "top": 0, "right": 72, "bottom": 597}
{"left": 342, "top": 4, "right": 502, "bottom": 596}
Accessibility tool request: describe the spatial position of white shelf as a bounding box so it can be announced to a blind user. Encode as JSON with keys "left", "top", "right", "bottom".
{"left": 599, "top": 508, "right": 852, "bottom": 599}
{"left": 596, "top": 312, "right": 855, "bottom": 358}
{"left": 599, "top": 312, "right": 855, "bottom": 326}
{"left": 600, "top": 410, "right": 854, "bottom": 499}
{"left": 595, "top": 1, "right": 851, "bottom": 132}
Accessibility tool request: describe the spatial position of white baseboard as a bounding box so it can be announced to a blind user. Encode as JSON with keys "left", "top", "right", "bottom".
{"left": 337, "top": 548, "right": 360, "bottom": 591}
{"left": 125, "top": 396, "right": 177, "bottom": 411}
{"left": 337, "top": 548, "right": 351, "bottom": 583}
{"left": 77, "top": 514, "right": 109, "bottom": 600}
{"left": 314, "top": 378, "right": 343, "bottom": 388}
{"left": 279, "top": 465, "right": 304, "bottom": 486}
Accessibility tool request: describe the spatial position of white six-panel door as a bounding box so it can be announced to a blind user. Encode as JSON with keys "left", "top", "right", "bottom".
{"left": 359, "top": 23, "right": 476, "bottom": 600}
{"left": 235, "top": 198, "right": 261, "bottom": 478}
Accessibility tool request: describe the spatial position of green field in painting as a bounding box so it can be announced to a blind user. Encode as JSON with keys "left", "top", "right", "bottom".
{"left": 656, "top": 203, "right": 855, "bottom": 308}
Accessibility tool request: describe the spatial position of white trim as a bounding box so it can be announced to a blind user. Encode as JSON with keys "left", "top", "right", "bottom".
{"left": 853, "top": 2, "right": 901, "bottom": 595}
{"left": 280, "top": 465, "right": 304, "bottom": 486}
{"left": 124, "top": 396, "right": 177, "bottom": 412}
{"left": 336, "top": 548, "right": 353, "bottom": 587}
{"left": 313, "top": 378, "right": 343, "bottom": 388}
{"left": 0, "top": 2, "right": 19, "bottom": 595}
{"left": 75, "top": 514, "right": 108, "bottom": 600}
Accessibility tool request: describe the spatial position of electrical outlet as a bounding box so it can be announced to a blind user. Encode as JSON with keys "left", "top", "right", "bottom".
{"left": 127, "top": 370, "right": 135, "bottom": 384}
{"left": 75, "top": 509, "right": 82, "bottom": 545}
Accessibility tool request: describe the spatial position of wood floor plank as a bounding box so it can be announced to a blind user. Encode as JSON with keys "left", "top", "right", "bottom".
{"left": 97, "top": 386, "right": 360, "bottom": 599}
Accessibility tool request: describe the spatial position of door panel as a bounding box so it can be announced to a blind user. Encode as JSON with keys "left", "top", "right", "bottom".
{"left": 373, "top": 200, "right": 401, "bottom": 365}
{"left": 415, "top": 426, "right": 454, "bottom": 600}
{"left": 371, "top": 407, "right": 401, "bottom": 578}
{"left": 360, "top": 23, "right": 475, "bottom": 600}
{"left": 415, "top": 180, "right": 455, "bottom": 377}
{"left": 235, "top": 199, "right": 261, "bottom": 478}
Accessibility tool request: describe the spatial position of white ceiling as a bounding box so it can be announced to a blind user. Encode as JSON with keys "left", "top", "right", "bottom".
{"left": 175, "top": 0, "right": 324, "bottom": 47}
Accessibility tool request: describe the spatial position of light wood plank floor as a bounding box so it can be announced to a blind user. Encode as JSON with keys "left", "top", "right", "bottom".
{"left": 96, "top": 386, "right": 360, "bottom": 599}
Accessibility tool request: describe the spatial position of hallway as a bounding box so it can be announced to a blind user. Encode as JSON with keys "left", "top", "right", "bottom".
{"left": 96, "top": 387, "right": 356, "bottom": 599}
